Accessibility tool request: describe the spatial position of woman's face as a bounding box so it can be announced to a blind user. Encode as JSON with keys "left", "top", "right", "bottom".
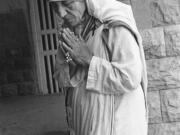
{"left": 52, "top": 0, "right": 86, "bottom": 27}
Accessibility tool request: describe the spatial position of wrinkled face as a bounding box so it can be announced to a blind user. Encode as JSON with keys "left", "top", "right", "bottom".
{"left": 51, "top": 0, "right": 86, "bottom": 27}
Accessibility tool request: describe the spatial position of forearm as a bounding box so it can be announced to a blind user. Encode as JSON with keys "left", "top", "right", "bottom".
{"left": 86, "top": 27, "right": 143, "bottom": 94}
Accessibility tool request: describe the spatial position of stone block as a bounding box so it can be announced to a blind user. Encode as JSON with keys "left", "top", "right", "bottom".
{"left": 0, "top": 88, "right": 2, "bottom": 97}
{"left": 1, "top": 59, "right": 15, "bottom": 71}
{"left": 148, "top": 123, "right": 180, "bottom": 135}
{"left": 0, "top": 72, "right": 7, "bottom": 85}
{"left": 140, "top": 27, "right": 166, "bottom": 59}
{"left": 147, "top": 57, "right": 180, "bottom": 91}
{"left": 7, "top": 71, "right": 24, "bottom": 83}
{"left": 1, "top": 84, "right": 18, "bottom": 96}
{"left": 23, "top": 70, "right": 35, "bottom": 82}
{"left": 164, "top": 25, "right": 180, "bottom": 56}
{"left": 22, "top": 46, "right": 33, "bottom": 57}
{"left": 18, "top": 83, "right": 37, "bottom": 95}
{"left": 14, "top": 58, "right": 34, "bottom": 70}
{"left": 5, "top": 47, "right": 23, "bottom": 58}
{"left": 0, "top": 10, "right": 29, "bottom": 45}
{"left": 149, "top": 0, "right": 180, "bottom": 26}
{"left": 0, "top": 47, "right": 5, "bottom": 59}
{"left": 147, "top": 91, "right": 162, "bottom": 123}
{"left": 160, "top": 89, "right": 180, "bottom": 122}
{"left": 131, "top": 0, "right": 152, "bottom": 29}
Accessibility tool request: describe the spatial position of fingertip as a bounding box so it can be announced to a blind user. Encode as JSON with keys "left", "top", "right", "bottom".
{"left": 67, "top": 28, "right": 70, "bottom": 32}
{"left": 58, "top": 40, "right": 62, "bottom": 45}
{"left": 62, "top": 42, "right": 67, "bottom": 46}
{"left": 62, "top": 33, "right": 65, "bottom": 38}
{"left": 64, "top": 28, "right": 68, "bottom": 32}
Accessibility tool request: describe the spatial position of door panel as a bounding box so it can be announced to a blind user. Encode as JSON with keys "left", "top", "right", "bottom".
{"left": 31, "top": 0, "right": 60, "bottom": 94}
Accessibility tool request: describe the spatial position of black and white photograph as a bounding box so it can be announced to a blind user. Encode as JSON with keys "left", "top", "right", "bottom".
{"left": 0, "top": 0, "right": 180, "bottom": 135}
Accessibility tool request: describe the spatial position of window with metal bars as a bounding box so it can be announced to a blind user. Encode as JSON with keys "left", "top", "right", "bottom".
{"left": 36, "top": 0, "right": 61, "bottom": 94}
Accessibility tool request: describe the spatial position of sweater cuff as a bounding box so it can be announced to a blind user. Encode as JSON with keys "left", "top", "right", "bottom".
{"left": 86, "top": 56, "right": 101, "bottom": 91}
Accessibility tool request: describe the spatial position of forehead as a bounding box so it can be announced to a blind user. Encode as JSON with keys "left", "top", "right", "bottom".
{"left": 50, "top": 0, "right": 79, "bottom": 6}
{"left": 49, "top": 0, "right": 77, "bottom": 2}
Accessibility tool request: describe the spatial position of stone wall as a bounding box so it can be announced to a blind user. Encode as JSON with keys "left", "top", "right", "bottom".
{"left": 134, "top": 0, "right": 180, "bottom": 134}
{"left": 0, "top": 0, "right": 37, "bottom": 97}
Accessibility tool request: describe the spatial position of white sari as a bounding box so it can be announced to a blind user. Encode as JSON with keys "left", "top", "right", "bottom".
{"left": 54, "top": 0, "right": 148, "bottom": 135}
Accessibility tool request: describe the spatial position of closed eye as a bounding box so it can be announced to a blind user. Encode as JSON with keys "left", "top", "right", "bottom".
{"left": 62, "top": 1, "right": 75, "bottom": 8}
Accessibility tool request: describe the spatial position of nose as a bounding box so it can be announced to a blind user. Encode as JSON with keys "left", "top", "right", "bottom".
{"left": 58, "top": 7, "right": 67, "bottom": 18}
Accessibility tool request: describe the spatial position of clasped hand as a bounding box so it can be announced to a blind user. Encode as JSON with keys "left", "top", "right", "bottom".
{"left": 60, "top": 28, "right": 93, "bottom": 68}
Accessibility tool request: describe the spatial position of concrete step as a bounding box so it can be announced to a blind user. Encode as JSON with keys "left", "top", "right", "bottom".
{"left": 0, "top": 94, "right": 68, "bottom": 135}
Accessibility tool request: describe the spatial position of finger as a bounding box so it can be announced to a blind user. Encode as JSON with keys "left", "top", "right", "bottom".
{"left": 65, "top": 28, "right": 81, "bottom": 43}
{"left": 62, "top": 42, "right": 73, "bottom": 54}
{"left": 66, "top": 28, "right": 75, "bottom": 37}
{"left": 59, "top": 41, "right": 66, "bottom": 55}
{"left": 63, "top": 29, "right": 78, "bottom": 43}
{"left": 58, "top": 30, "right": 64, "bottom": 41}
{"left": 62, "top": 33, "right": 74, "bottom": 48}
{"left": 66, "top": 29, "right": 81, "bottom": 42}
{"left": 79, "top": 35, "right": 83, "bottom": 41}
{"left": 58, "top": 40, "right": 63, "bottom": 49}
{"left": 63, "top": 28, "right": 75, "bottom": 39}
{"left": 66, "top": 28, "right": 74, "bottom": 35}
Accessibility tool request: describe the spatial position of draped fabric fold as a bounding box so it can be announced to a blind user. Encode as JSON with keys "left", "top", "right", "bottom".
{"left": 54, "top": 0, "right": 148, "bottom": 135}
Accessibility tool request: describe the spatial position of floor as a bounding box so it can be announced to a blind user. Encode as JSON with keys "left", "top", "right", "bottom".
{"left": 0, "top": 94, "right": 69, "bottom": 135}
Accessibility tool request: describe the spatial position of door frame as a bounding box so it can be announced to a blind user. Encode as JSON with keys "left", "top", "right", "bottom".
{"left": 29, "top": 0, "right": 49, "bottom": 94}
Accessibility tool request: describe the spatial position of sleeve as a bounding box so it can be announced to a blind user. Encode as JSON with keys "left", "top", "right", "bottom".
{"left": 86, "top": 26, "right": 142, "bottom": 94}
{"left": 53, "top": 46, "right": 72, "bottom": 88}
{"left": 53, "top": 46, "right": 86, "bottom": 88}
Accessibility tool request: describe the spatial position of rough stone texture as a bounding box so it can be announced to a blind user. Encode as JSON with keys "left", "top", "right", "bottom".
{"left": 7, "top": 71, "right": 24, "bottom": 83}
{"left": 131, "top": 0, "right": 152, "bottom": 29}
{"left": 18, "top": 83, "right": 37, "bottom": 95}
{"left": 160, "top": 89, "right": 180, "bottom": 122}
{"left": 147, "top": 91, "right": 162, "bottom": 123}
{"left": 149, "top": 0, "right": 180, "bottom": 26}
{"left": 0, "top": 72, "right": 7, "bottom": 85}
{"left": 140, "top": 27, "right": 166, "bottom": 59}
{"left": 0, "top": 88, "right": 2, "bottom": 97}
{"left": 0, "top": 0, "right": 28, "bottom": 13}
{"left": 14, "top": 58, "right": 34, "bottom": 70}
{"left": 0, "top": 10, "right": 37, "bottom": 97}
{"left": 164, "top": 25, "right": 180, "bottom": 56}
{"left": 23, "top": 70, "right": 35, "bottom": 82}
{"left": 148, "top": 123, "right": 180, "bottom": 135}
{"left": 0, "top": 95, "right": 68, "bottom": 135}
{"left": 147, "top": 57, "right": 180, "bottom": 91}
{"left": 1, "top": 84, "right": 18, "bottom": 97}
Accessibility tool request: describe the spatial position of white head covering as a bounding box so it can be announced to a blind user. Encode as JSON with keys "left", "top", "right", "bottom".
{"left": 48, "top": 0, "right": 64, "bottom": 2}
{"left": 86, "top": 0, "right": 136, "bottom": 31}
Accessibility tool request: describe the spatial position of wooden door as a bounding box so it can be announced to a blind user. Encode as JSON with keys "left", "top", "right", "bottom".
{"left": 30, "top": 0, "right": 60, "bottom": 94}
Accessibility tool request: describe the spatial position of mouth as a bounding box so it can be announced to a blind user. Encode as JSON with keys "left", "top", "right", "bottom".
{"left": 62, "top": 20, "right": 74, "bottom": 29}
{"left": 64, "top": 17, "right": 73, "bottom": 23}
{"left": 64, "top": 15, "right": 76, "bottom": 25}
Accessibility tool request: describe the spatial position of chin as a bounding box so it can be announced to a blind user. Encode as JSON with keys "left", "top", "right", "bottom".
{"left": 68, "top": 19, "right": 81, "bottom": 27}
{"left": 69, "top": 21, "right": 79, "bottom": 27}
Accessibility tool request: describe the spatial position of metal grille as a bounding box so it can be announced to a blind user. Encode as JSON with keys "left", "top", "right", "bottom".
{"left": 35, "top": 0, "right": 60, "bottom": 94}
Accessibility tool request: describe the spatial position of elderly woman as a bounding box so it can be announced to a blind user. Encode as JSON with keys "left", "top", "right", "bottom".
{"left": 49, "top": 0, "right": 148, "bottom": 135}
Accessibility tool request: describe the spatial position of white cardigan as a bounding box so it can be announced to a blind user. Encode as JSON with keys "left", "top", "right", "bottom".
{"left": 68, "top": 24, "right": 147, "bottom": 135}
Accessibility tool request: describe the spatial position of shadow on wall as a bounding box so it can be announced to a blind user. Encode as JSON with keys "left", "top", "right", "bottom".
{"left": 0, "top": 9, "right": 36, "bottom": 96}
{"left": 0, "top": 9, "right": 30, "bottom": 47}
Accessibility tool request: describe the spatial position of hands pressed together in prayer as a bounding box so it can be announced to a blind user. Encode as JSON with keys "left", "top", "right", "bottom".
{"left": 59, "top": 28, "right": 93, "bottom": 68}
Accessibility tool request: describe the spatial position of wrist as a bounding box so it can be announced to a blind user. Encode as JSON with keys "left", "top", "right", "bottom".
{"left": 86, "top": 55, "right": 93, "bottom": 67}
